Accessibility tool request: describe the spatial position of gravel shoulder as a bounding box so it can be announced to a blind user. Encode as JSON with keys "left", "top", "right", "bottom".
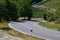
{"left": 0, "top": 30, "right": 24, "bottom": 40}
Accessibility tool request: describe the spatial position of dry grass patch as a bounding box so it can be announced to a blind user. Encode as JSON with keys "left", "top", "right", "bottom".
{"left": 0, "top": 22, "right": 9, "bottom": 28}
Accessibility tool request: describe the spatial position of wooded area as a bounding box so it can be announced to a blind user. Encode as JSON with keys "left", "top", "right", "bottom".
{"left": 0, "top": 0, "right": 60, "bottom": 23}
{"left": 0, "top": 0, "right": 32, "bottom": 22}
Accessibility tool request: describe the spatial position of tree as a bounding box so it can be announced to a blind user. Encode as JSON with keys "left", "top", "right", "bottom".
{"left": 5, "top": 0, "right": 18, "bottom": 21}
{"left": 19, "top": 0, "right": 33, "bottom": 20}
{"left": 0, "top": 0, "right": 7, "bottom": 22}
{"left": 0, "top": 5, "right": 2, "bottom": 22}
{"left": 0, "top": 0, "right": 33, "bottom": 22}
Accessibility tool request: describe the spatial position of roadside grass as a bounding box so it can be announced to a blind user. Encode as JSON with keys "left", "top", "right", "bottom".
{"left": 0, "top": 22, "right": 44, "bottom": 40}
{"left": 39, "top": 22, "right": 60, "bottom": 31}
{"left": 0, "top": 22, "right": 9, "bottom": 28}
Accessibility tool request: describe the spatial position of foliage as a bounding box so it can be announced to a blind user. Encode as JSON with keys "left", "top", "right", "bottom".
{"left": 0, "top": 0, "right": 33, "bottom": 21}
{"left": 43, "top": 13, "right": 56, "bottom": 22}
{"left": 32, "top": 7, "right": 56, "bottom": 22}
{"left": 41, "top": 0, "right": 60, "bottom": 21}
{"left": 0, "top": 0, "right": 7, "bottom": 22}
{"left": 0, "top": 0, "right": 18, "bottom": 22}
{"left": 0, "top": 0, "right": 60, "bottom": 22}
{"left": 32, "top": 0, "right": 60, "bottom": 22}
{"left": 5, "top": 0, "right": 18, "bottom": 21}
{"left": 19, "top": 0, "right": 32, "bottom": 20}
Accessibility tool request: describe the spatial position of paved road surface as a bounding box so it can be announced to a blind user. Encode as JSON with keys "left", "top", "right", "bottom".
{"left": 9, "top": 21, "right": 60, "bottom": 40}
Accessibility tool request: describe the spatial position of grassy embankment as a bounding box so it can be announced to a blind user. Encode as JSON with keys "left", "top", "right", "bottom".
{"left": 39, "top": 0, "right": 60, "bottom": 31}
{"left": 39, "top": 22, "right": 60, "bottom": 31}
{"left": 32, "top": 0, "right": 52, "bottom": 18}
{"left": 32, "top": 7, "right": 50, "bottom": 18}
{"left": 33, "top": 0, "right": 60, "bottom": 18}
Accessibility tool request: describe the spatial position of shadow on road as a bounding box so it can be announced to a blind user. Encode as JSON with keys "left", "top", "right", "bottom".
{"left": 13, "top": 19, "right": 40, "bottom": 23}
{"left": 29, "top": 20, "right": 40, "bottom": 22}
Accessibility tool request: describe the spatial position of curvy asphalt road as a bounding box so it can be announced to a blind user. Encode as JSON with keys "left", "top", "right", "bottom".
{"left": 8, "top": 21, "right": 60, "bottom": 40}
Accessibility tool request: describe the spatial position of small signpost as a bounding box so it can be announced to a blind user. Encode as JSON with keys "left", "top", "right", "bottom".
{"left": 30, "top": 28, "right": 33, "bottom": 36}
{"left": 30, "top": 28, "right": 33, "bottom": 40}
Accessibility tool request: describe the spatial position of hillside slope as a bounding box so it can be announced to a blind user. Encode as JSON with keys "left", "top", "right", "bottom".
{"left": 32, "top": 0, "right": 60, "bottom": 18}
{"left": 42, "top": 0, "right": 60, "bottom": 12}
